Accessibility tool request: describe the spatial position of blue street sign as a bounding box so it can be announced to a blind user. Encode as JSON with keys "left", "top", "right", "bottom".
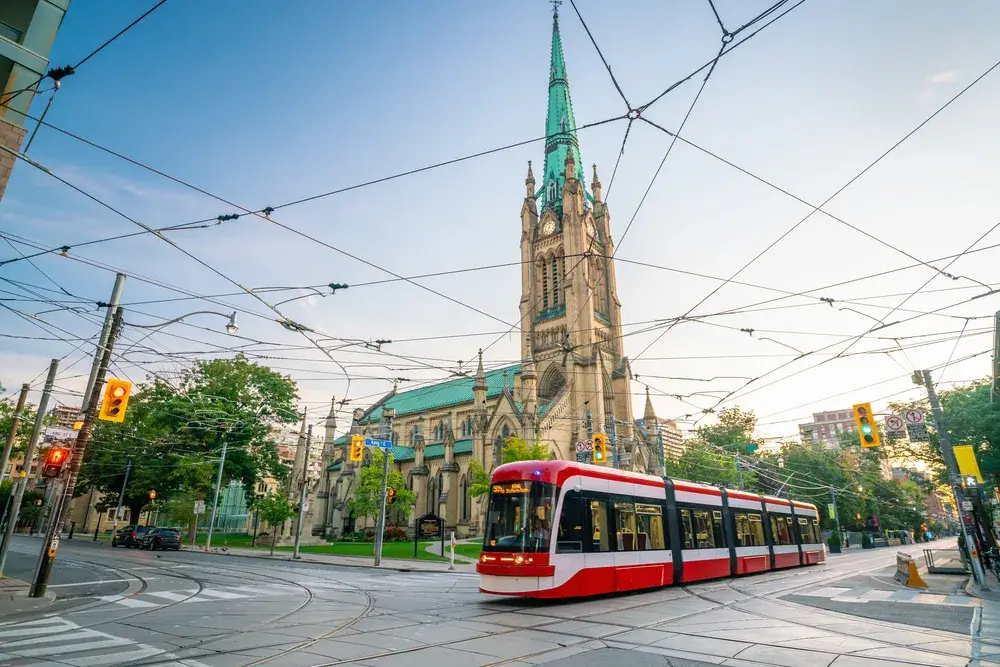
{"left": 364, "top": 437, "right": 392, "bottom": 450}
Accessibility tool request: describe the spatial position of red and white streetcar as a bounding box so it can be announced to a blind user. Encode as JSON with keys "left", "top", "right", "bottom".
{"left": 477, "top": 460, "right": 825, "bottom": 598}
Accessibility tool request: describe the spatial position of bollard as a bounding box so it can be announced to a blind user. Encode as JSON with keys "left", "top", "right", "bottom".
{"left": 449, "top": 531, "right": 456, "bottom": 571}
{"left": 68, "top": 522, "right": 75, "bottom": 539}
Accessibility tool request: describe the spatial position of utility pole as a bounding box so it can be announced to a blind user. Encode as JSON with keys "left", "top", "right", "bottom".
{"left": 111, "top": 460, "right": 132, "bottom": 537}
{"left": 31, "top": 309, "right": 122, "bottom": 597}
{"left": 373, "top": 407, "right": 395, "bottom": 567}
{"left": 919, "top": 368, "right": 987, "bottom": 588}
{"left": 293, "top": 425, "right": 312, "bottom": 560}
{"left": 205, "top": 438, "right": 228, "bottom": 551}
{"left": 829, "top": 486, "right": 841, "bottom": 537}
{"left": 736, "top": 457, "right": 744, "bottom": 490}
{"left": 607, "top": 417, "right": 619, "bottom": 469}
{"left": 0, "top": 359, "right": 59, "bottom": 579}
{"left": 80, "top": 274, "right": 125, "bottom": 425}
{"left": 1, "top": 384, "right": 29, "bottom": 480}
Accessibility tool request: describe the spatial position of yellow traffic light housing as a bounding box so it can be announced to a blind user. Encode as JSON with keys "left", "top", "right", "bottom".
{"left": 852, "top": 403, "right": 880, "bottom": 448}
{"left": 349, "top": 435, "right": 365, "bottom": 463}
{"left": 592, "top": 433, "right": 608, "bottom": 465}
{"left": 387, "top": 487, "right": 397, "bottom": 504}
{"left": 98, "top": 379, "right": 133, "bottom": 423}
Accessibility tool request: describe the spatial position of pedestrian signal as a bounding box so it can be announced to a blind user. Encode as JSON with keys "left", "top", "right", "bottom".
{"left": 98, "top": 379, "right": 132, "bottom": 423}
{"left": 851, "top": 403, "right": 880, "bottom": 448}
{"left": 592, "top": 433, "right": 607, "bottom": 465}
{"left": 387, "top": 488, "right": 397, "bottom": 504}
{"left": 349, "top": 435, "right": 364, "bottom": 462}
{"left": 42, "top": 447, "right": 70, "bottom": 478}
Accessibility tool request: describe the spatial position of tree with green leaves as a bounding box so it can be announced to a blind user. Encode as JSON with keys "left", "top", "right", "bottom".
{"left": 349, "top": 449, "right": 415, "bottom": 525}
{"left": 256, "top": 491, "right": 296, "bottom": 555}
{"left": 78, "top": 355, "right": 297, "bottom": 521}
{"left": 694, "top": 407, "right": 763, "bottom": 454}
{"left": 469, "top": 435, "right": 550, "bottom": 499}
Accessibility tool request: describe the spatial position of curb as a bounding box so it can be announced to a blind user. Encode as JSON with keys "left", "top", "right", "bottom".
{"left": 176, "top": 546, "right": 477, "bottom": 575}
{"left": 0, "top": 579, "right": 56, "bottom": 618}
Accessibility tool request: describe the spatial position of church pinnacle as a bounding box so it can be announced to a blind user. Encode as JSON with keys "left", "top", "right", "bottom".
{"left": 539, "top": 1, "right": 587, "bottom": 214}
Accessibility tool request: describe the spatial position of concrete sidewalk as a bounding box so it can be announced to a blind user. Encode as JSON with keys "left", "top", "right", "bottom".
{"left": 181, "top": 544, "right": 478, "bottom": 573}
{"left": 0, "top": 577, "right": 54, "bottom": 617}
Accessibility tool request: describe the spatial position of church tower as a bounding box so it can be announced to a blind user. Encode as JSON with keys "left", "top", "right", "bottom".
{"left": 519, "top": 4, "right": 634, "bottom": 458}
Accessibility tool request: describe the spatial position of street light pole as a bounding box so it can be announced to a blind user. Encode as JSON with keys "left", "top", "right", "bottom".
{"left": 0, "top": 359, "right": 58, "bottom": 579}
{"left": 111, "top": 460, "right": 132, "bottom": 538}
{"left": 293, "top": 425, "right": 312, "bottom": 560}
{"left": 0, "top": 383, "right": 29, "bottom": 480}
{"left": 205, "top": 438, "right": 227, "bottom": 551}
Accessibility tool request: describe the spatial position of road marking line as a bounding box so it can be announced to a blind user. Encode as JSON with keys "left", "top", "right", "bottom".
{"left": 0, "top": 621, "right": 78, "bottom": 638}
{"left": 47, "top": 579, "right": 141, "bottom": 588}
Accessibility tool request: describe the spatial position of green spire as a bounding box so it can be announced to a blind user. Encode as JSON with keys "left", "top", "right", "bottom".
{"left": 539, "top": 5, "right": 587, "bottom": 214}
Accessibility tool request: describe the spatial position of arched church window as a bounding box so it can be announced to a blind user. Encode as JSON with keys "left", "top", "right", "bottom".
{"left": 502, "top": 424, "right": 511, "bottom": 440}
{"left": 460, "top": 421, "right": 466, "bottom": 437}
{"left": 547, "top": 179, "right": 557, "bottom": 203}
{"left": 392, "top": 431, "right": 399, "bottom": 446}
{"left": 460, "top": 476, "right": 469, "bottom": 521}
{"left": 551, "top": 256, "right": 559, "bottom": 306}
{"left": 427, "top": 476, "right": 436, "bottom": 514}
{"left": 541, "top": 262, "right": 549, "bottom": 310}
{"left": 539, "top": 366, "right": 566, "bottom": 403}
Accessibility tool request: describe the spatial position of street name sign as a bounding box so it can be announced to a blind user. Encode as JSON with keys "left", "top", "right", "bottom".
{"left": 365, "top": 437, "right": 392, "bottom": 450}
{"left": 194, "top": 500, "right": 205, "bottom": 515}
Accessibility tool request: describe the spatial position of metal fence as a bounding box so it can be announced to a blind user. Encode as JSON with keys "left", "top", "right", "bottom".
{"left": 923, "top": 548, "right": 968, "bottom": 574}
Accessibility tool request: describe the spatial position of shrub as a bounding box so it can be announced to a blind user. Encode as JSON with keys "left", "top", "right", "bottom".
{"left": 827, "top": 531, "right": 841, "bottom": 552}
{"left": 383, "top": 526, "right": 407, "bottom": 542}
{"left": 342, "top": 530, "right": 371, "bottom": 543}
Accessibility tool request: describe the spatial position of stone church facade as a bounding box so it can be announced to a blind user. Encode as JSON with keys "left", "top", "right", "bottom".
{"left": 306, "top": 8, "right": 668, "bottom": 540}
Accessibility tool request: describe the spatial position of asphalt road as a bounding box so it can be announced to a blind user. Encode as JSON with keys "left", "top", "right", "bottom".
{"left": 0, "top": 535, "right": 990, "bottom": 667}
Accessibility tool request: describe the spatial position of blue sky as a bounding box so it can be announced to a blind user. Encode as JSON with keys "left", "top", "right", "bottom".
{"left": 3, "top": 0, "right": 1000, "bottom": 440}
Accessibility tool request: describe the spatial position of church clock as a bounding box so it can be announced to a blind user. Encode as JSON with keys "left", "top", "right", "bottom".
{"left": 541, "top": 218, "right": 557, "bottom": 236}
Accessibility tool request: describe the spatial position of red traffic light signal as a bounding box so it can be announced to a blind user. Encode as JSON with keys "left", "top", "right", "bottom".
{"left": 98, "top": 379, "right": 132, "bottom": 423}
{"left": 42, "top": 447, "right": 70, "bottom": 478}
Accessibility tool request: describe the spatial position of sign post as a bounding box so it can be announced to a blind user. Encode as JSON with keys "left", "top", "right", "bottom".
{"left": 372, "top": 408, "right": 395, "bottom": 567}
{"left": 449, "top": 531, "right": 456, "bottom": 571}
{"left": 192, "top": 499, "right": 205, "bottom": 544}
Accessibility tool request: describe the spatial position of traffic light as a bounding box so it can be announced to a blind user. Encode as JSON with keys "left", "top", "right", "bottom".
{"left": 387, "top": 488, "right": 397, "bottom": 505}
{"left": 98, "top": 379, "right": 133, "bottom": 423}
{"left": 349, "top": 435, "right": 364, "bottom": 463}
{"left": 41, "top": 447, "right": 70, "bottom": 478}
{"left": 592, "top": 433, "right": 607, "bottom": 465}
{"left": 852, "top": 403, "right": 881, "bottom": 449}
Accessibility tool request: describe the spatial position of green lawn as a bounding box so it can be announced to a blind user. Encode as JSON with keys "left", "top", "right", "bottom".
{"left": 192, "top": 532, "right": 257, "bottom": 548}
{"left": 274, "top": 540, "right": 481, "bottom": 562}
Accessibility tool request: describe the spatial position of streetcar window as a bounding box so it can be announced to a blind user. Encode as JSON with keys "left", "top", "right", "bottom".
{"left": 680, "top": 509, "right": 695, "bottom": 549}
{"left": 556, "top": 491, "right": 585, "bottom": 553}
{"left": 589, "top": 499, "right": 611, "bottom": 552}
{"left": 770, "top": 514, "right": 792, "bottom": 545}
{"left": 711, "top": 510, "right": 725, "bottom": 547}
{"left": 735, "top": 512, "right": 765, "bottom": 547}
{"left": 693, "top": 510, "right": 715, "bottom": 549}
{"left": 483, "top": 481, "right": 556, "bottom": 553}
{"left": 635, "top": 504, "right": 667, "bottom": 550}
{"left": 614, "top": 501, "right": 638, "bottom": 551}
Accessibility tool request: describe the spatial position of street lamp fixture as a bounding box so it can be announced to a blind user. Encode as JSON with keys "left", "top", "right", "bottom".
{"left": 125, "top": 310, "right": 239, "bottom": 334}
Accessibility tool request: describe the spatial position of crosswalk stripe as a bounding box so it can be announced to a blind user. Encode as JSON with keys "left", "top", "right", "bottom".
{"left": 1, "top": 629, "right": 105, "bottom": 648}
{"left": 189, "top": 589, "right": 246, "bottom": 600}
{"left": 0, "top": 621, "right": 76, "bottom": 638}
{"left": 0, "top": 637, "right": 133, "bottom": 659}
{"left": 62, "top": 645, "right": 164, "bottom": 666}
{"left": 96, "top": 595, "right": 158, "bottom": 608}
{"left": 141, "top": 591, "right": 195, "bottom": 602}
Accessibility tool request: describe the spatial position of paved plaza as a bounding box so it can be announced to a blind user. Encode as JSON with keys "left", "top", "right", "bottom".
{"left": 0, "top": 536, "right": 996, "bottom": 666}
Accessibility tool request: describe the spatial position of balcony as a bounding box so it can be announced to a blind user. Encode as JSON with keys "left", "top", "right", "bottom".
{"left": 0, "top": 21, "right": 23, "bottom": 44}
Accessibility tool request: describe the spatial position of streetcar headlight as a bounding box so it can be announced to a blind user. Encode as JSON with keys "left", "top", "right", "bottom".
{"left": 514, "top": 556, "right": 524, "bottom": 564}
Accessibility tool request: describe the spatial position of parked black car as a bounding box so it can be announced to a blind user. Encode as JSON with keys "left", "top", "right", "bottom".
{"left": 111, "top": 525, "right": 152, "bottom": 548}
{"left": 139, "top": 527, "right": 181, "bottom": 551}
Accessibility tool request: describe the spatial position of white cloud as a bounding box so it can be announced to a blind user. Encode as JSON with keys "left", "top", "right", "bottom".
{"left": 926, "top": 70, "right": 958, "bottom": 85}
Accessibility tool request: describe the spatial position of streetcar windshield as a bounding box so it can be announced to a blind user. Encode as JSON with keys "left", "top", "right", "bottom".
{"left": 483, "top": 480, "right": 556, "bottom": 553}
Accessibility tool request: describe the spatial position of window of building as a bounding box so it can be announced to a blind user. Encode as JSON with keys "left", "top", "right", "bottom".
{"left": 541, "top": 262, "right": 549, "bottom": 309}
{"left": 427, "top": 477, "right": 437, "bottom": 514}
{"left": 460, "top": 476, "right": 469, "bottom": 521}
{"left": 551, "top": 257, "right": 560, "bottom": 306}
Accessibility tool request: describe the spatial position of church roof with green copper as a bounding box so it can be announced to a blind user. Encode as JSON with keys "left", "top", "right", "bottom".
{"left": 359, "top": 364, "right": 522, "bottom": 424}
{"left": 538, "top": 7, "right": 589, "bottom": 214}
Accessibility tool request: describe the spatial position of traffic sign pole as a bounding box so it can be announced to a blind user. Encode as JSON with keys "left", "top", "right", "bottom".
{"left": 918, "top": 369, "right": 987, "bottom": 589}
{"left": 373, "top": 408, "right": 395, "bottom": 567}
